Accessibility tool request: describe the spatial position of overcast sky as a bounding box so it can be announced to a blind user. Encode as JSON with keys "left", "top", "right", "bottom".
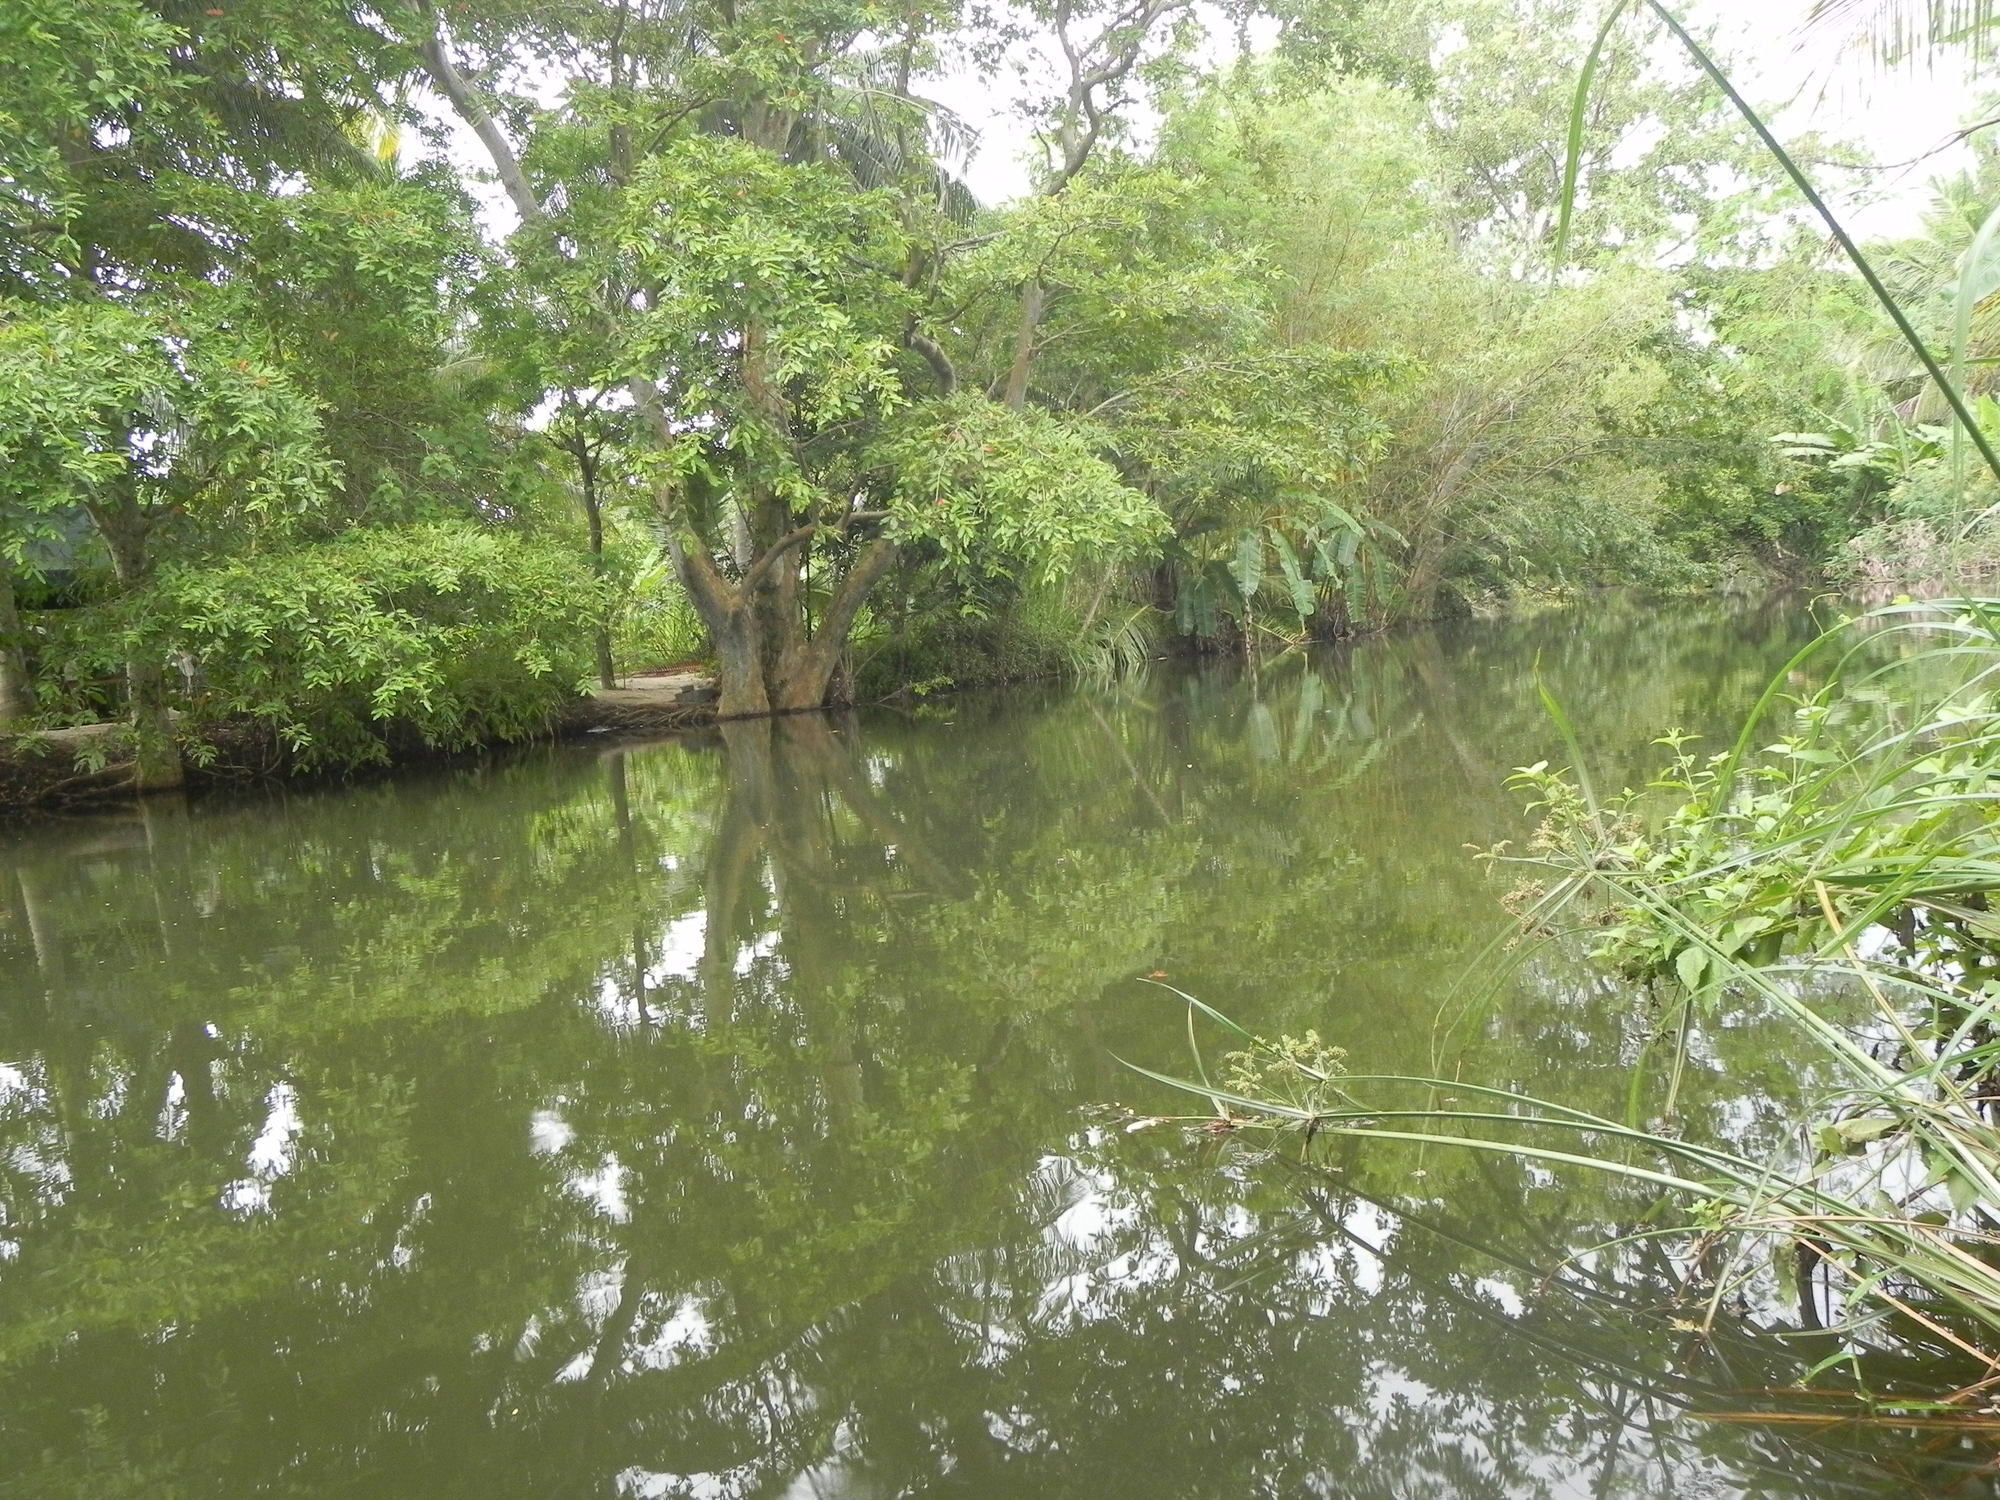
{"left": 938, "top": 0, "right": 1991, "bottom": 236}
{"left": 1724, "top": 0, "right": 1985, "bottom": 234}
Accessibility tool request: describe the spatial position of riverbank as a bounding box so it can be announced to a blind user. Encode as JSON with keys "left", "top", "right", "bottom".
{"left": 0, "top": 592, "right": 1602, "bottom": 813}
{"left": 0, "top": 668, "right": 726, "bottom": 812}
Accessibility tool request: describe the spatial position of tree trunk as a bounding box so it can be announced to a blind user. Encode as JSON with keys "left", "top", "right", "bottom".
{"left": 593, "top": 626, "right": 619, "bottom": 693}
{"left": 87, "top": 492, "right": 183, "bottom": 791}
{"left": 0, "top": 563, "right": 32, "bottom": 725}
{"left": 658, "top": 510, "right": 772, "bottom": 718}
{"left": 579, "top": 457, "right": 618, "bottom": 690}
{"left": 1001, "top": 281, "right": 1047, "bottom": 411}
{"left": 709, "top": 603, "right": 770, "bottom": 719}
{"left": 766, "top": 538, "right": 899, "bottom": 711}
{"left": 737, "top": 306, "right": 813, "bottom": 700}
{"left": 749, "top": 491, "right": 805, "bottom": 698}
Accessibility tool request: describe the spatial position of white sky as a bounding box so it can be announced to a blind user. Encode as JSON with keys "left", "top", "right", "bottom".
{"left": 1718, "top": 0, "right": 1986, "bottom": 235}
{"left": 938, "top": 0, "right": 1992, "bottom": 236}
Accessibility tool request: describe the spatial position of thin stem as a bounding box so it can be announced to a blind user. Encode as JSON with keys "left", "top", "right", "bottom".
{"left": 1642, "top": 1, "right": 2000, "bottom": 488}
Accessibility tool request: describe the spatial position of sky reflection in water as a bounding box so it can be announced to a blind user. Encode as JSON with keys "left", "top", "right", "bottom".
{"left": 1, "top": 601, "right": 1990, "bottom": 1498}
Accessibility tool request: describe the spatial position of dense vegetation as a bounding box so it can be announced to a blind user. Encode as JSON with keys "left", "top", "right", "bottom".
{"left": 5, "top": 0, "right": 1994, "bottom": 784}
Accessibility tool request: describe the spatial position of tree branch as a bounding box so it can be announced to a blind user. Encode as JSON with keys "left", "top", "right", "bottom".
{"left": 741, "top": 524, "right": 820, "bottom": 592}
{"left": 653, "top": 488, "right": 741, "bottom": 629}
{"left": 416, "top": 13, "right": 545, "bottom": 228}
{"left": 905, "top": 328, "right": 957, "bottom": 394}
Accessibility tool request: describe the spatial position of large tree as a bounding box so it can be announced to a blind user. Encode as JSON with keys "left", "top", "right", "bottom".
{"left": 409, "top": 0, "right": 1393, "bottom": 714}
{"left": 0, "top": 0, "right": 442, "bottom": 762}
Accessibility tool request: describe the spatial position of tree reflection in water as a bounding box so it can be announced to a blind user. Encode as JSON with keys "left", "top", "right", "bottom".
{"left": 0, "top": 602, "right": 1991, "bottom": 1497}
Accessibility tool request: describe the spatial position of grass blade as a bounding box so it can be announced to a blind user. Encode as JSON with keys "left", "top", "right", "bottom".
{"left": 1554, "top": 0, "right": 1638, "bottom": 267}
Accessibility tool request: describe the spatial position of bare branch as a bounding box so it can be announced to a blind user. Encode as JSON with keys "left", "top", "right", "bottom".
{"left": 416, "top": 12, "right": 545, "bottom": 227}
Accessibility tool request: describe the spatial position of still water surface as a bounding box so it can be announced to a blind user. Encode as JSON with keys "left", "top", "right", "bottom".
{"left": 1, "top": 603, "right": 1991, "bottom": 1497}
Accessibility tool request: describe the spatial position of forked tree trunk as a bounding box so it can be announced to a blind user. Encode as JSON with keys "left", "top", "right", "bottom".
{"left": 659, "top": 493, "right": 898, "bottom": 717}
{"left": 662, "top": 523, "right": 770, "bottom": 718}
{"left": 765, "top": 537, "right": 898, "bottom": 711}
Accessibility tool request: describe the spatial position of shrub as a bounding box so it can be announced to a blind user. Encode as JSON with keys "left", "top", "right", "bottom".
{"left": 122, "top": 523, "right": 603, "bottom": 769}
{"left": 1842, "top": 462, "right": 2000, "bottom": 594}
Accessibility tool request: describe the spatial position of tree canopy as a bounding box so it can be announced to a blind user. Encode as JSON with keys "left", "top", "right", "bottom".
{"left": 0, "top": 0, "right": 1981, "bottom": 777}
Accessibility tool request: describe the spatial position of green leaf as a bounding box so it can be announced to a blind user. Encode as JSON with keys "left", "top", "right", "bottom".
{"left": 1816, "top": 1115, "right": 1900, "bottom": 1155}
{"left": 1949, "top": 1167, "right": 1982, "bottom": 1213}
{"left": 1674, "top": 945, "right": 1707, "bottom": 993}
{"left": 1336, "top": 527, "right": 1361, "bottom": 570}
{"left": 1310, "top": 531, "right": 1344, "bottom": 581}
{"left": 1270, "top": 530, "right": 1316, "bottom": 619}
{"left": 1555, "top": 0, "right": 1637, "bottom": 266}
{"left": 1229, "top": 528, "right": 1264, "bottom": 604}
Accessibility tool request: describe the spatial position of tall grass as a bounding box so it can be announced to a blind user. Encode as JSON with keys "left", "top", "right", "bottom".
{"left": 1134, "top": 601, "right": 2000, "bottom": 1376}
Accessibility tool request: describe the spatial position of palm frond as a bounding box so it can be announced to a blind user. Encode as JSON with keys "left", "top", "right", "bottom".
{"left": 1806, "top": 0, "right": 2000, "bottom": 63}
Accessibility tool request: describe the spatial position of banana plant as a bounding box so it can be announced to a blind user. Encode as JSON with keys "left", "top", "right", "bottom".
{"left": 1171, "top": 500, "right": 1403, "bottom": 643}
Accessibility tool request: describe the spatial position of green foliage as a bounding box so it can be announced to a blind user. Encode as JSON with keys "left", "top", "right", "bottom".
{"left": 612, "top": 552, "right": 711, "bottom": 667}
{"left": 1492, "top": 604, "right": 2000, "bottom": 1345}
{"left": 616, "top": 134, "right": 913, "bottom": 484}
{"left": 882, "top": 397, "right": 1168, "bottom": 583}
{"left": 5, "top": 0, "right": 1986, "bottom": 760}
{"left": 0, "top": 0, "right": 410, "bottom": 298}
{"left": 0, "top": 0, "right": 181, "bottom": 291}
{"left": 233, "top": 177, "right": 499, "bottom": 522}
{"left": 0, "top": 297, "right": 337, "bottom": 533}
{"left": 1112, "top": 50, "right": 1874, "bottom": 622}
{"left": 1562, "top": 1, "right": 2000, "bottom": 498}
{"left": 851, "top": 609, "right": 1075, "bottom": 699}
{"left": 1516, "top": 605, "right": 2000, "bottom": 991}
{"left": 1168, "top": 506, "right": 1401, "bottom": 641}
{"left": 105, "top": 524, "right": 601, "bottom": 768}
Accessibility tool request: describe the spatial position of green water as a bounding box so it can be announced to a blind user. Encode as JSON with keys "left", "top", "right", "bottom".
{"left": 0, "top": 603, "right": 1989, "bottom": 1498}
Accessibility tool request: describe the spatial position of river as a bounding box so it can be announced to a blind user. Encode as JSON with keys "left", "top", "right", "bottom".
{"left": 1, "top": 600, "right": 1990, "bottom": 1497}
